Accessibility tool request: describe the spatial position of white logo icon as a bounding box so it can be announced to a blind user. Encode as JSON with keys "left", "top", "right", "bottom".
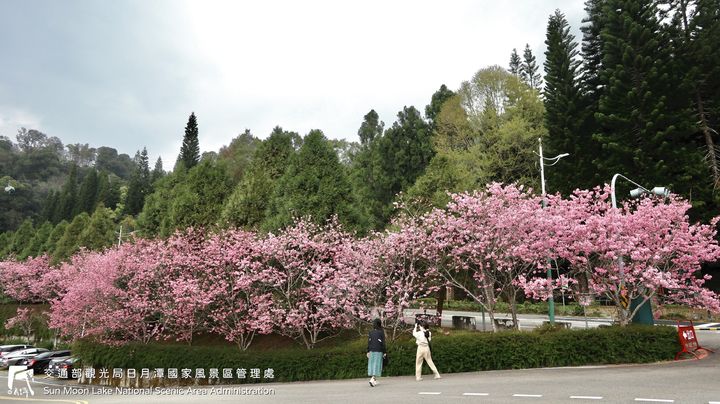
{"left": 8, "top": 365, "right": 34, "bottom": 397}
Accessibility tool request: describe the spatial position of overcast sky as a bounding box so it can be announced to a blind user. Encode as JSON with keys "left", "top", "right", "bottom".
{"left": 0, "top": 0, "right": 586, "bottom": 168}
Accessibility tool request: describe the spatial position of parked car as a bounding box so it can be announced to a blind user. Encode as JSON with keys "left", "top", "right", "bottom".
{"left": 1, "top": 348, "right": 48, "bottom": 368}
{"left": 50, "top": 357, "right": 78, "bottom": 379}
{"left": 46, "top": 356, "right": 71, "bottom": 377}
{"left": 18, "top": 350, "right": 71, "bottom": 374}
{"left": 0, "top": 345, "right": 33, "bottom": 358}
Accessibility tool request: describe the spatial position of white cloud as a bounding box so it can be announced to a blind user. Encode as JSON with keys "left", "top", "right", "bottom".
{"left": 179, "top": 0, "right": 587, "bottom": 151}
{"left": 0, "top": 107, "right": 43, "bottom": 139}
{"left": 0, "top": 0, "right": 588, "bottom": 168}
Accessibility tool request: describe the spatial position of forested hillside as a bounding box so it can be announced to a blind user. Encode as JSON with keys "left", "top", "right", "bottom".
{"left": 2, "top": 0, "right": 719, "bottom": 266}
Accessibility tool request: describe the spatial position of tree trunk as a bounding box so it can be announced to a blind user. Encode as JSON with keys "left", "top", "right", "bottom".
{"left": 696, "top": 92, "right": 720, "bottom": 189}
{"left": 436, "top": 285, "right": 446, "bottom": 317}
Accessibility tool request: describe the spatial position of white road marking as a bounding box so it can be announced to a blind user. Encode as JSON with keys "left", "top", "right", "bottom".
{"left": 634, "top": 399, "right": 674, "bottom": 403}
{"left": 708, "top": 402, "right": 720, "bottom": 404}
{"left": 462, "top": 393, "right": 489, "bottom": 396}
{"left": 570, "top": 396, "right": 603, "bottom": 400}
{"left": 513, "top": 394, "right": 543, "bottom": 398}
{"left": 418, "top": 392, "right": 442, "bottom": 395}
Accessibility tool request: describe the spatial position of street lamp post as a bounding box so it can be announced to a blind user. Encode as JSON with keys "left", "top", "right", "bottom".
{"left": 610, "top": 173, "right": 669, "bottom": 325}
{"left": 536, "top": 138, "right": 569, "bottom": 325}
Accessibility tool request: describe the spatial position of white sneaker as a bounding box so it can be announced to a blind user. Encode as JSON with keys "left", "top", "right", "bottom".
{"left": 434, "top": 375, "right": 442, "bottom": 380}
{"left": 416, "top": 377, "right": 423, "bottom": 381}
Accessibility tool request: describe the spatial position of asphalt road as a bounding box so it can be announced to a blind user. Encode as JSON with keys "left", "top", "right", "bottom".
{"left": 404, "top": 308, "right": 616, "bottom": 330}
{"left": 1, "top": 331, "right": 718, "bottom": 404}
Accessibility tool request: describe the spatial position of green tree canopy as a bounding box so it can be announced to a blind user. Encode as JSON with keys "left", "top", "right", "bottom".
{"left": 264, "top": 130, "right": 366, "bottom": 232}
{"left": 77, "top": 204, "right": 116, "bottom": 251}
{"left": 53, "top": 213, "right": 90, "bottom": 264}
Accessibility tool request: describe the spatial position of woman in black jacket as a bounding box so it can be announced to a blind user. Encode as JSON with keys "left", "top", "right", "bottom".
{"left": 366, "top": 318, "right": 386, "bottom": 387}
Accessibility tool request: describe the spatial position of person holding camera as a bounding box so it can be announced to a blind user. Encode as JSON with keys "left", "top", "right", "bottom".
{"left": 412, "top": 320, "right": 441, "bottom": 381}
{"left": 366, "top": 318, "right": 386, "bottom": 387}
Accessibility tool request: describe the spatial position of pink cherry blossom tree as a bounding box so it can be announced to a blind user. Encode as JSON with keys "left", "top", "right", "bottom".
{"left": 549, "top": 187, "right": 720, "bottom": 324}
{"left": 48, "top": 240, "right": 169, "bottom": 344}
{"left": 0, "top": 255, "right": 54, "bottom": 303}
{"left": 262, "top": 218, "right": 365, "bottom": 349}
{"left": 157, "top": 229, "right": 213, "bottom": 344}
{"left": 5, "top": 307, "right": 35, "bottom": 342}
{"left": 421, "top": 183, "right": 546, "bottom": 331}
{"left": 368, "top": 225, "right": 441, "bottom": 340}
{"left": 201, "top": 229, "right": 274, "bottom": 350}
{"left": 48, "top": 249, "right": 126, "bottom": 342}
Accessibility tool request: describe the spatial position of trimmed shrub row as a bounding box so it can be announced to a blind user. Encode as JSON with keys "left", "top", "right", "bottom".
{"left": 73, "top": 325, "right": 678, "bottom": 385}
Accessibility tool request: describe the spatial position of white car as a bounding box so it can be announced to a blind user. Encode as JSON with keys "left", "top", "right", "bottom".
{"left": 1, "top": 348, "right": 49, "bottom": 368}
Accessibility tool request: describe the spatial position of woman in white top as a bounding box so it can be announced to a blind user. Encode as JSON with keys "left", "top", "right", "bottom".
{"left": 412, "top": 321, "right": 441, "bottom": 381}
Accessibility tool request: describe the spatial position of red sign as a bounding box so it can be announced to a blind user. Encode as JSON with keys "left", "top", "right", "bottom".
{"left": 675, "top": 321, "right": 714, "bottom": 360}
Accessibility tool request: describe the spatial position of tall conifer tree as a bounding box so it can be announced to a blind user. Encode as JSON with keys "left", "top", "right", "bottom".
{"left": 178, "top": 112, "right": 200, "bottom": 170}
{"left": 521, "top": 44, "right": 542, "bottom": 90}
{"left": 543, "top": 10, "right": 590, "bottom": 193}
{"left": 509, "top": 48, "right": 522, "bottom": 76}
{"left": 594, "top": 0, "right": 701, "bottom": 196}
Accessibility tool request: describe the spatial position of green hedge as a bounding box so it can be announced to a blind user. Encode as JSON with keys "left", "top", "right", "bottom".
{"left": 73, "top": 326, "right": 677, "bottom": 384}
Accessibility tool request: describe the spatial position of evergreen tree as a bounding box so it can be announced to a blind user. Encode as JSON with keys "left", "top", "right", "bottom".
{"left": 124, "top": 148, "right": 151, "bottom": 216}
{"left": 98, "top": 172, "right": 121, "bottom": 211}
{"left": 594, "top": 0, "right": 702, "bottom": 197}
{"left": 359, "top": 106, "right": 433, "bottom": 226}
{"left": 218, "top": 129, "right": 260, "bottom": 184}
{"left": 169, "top": 159, "right": 232, "bottom": 231}
{"left": 255, "top": 126, "right": 299, "bottom": 179}
{"left": 219, "top": 127, "right": 300, "bottom": 230}
{"left": 42, "top": 220, "right": 68, "bottom": 257}
{"left": 177, "top": 112, "right": 200, "bottom": 170}
{"left": 521, "top": 44, "right": 542, "bottom": 90}
{"left": 357, "top": 110, "right": 384, "bottom": 146}
{"left": 0, "top": 232, "right": 9, "bottom": 259}
{"left": 57, "top": 164, "right": 78, "bottom": 221}
{"left": 151, "top": 157, "right": 165, "bottom": 183}
{"left": 543, "top": 10, "right": 591, "bottom": 194}
{"left": 220, "top": 165, "right": 273, "bottom": 229}
{"left": 75, "top": 169, "right": 99, "bottom": 215}
{"left": 41, "top": 190, "right": 60, "bottom": 224}
{"left": 53, "top": 213, "right": 90, "bottom": 263}
{"left": 264, "top": 130, "right": 365, "bottom": 232}
{"left": 580, "top": 0, "right": 605, "bottom": 105}
{"left": 95, "top": 171, "right": 110, "bottom": 209}
{"left": 509, "top": 48, "right": 522, "bottom": 76}
{"left": 425, "top": 85, "right": 456, "bottom": 130}
{"left": 8, "top": 219, "right": 34, "bottom": 257}
{"left": 137, "top": 171, "right": 183, "bottom": 238}
{"left": 577, "top": 0, "right": 606, "bottom": 187}
{"left": 77, "top": 204, "right": 116, "bottom": 251}
{"left": 19, "top": 221, "right": 52, "bottom": 259}
{"left": 669, "top": 0, "right": 720, "bottom": 189}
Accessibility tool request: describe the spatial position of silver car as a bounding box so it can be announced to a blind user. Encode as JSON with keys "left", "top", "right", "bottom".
{"left": 1, "top": 348, "right": 49, "bottom": 368}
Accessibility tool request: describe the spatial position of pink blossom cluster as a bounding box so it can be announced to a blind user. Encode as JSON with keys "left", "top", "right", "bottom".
{"left": 0, "top": 219, "right": 419, "bottom": 348}
{"left": 0, "top": 183, "right": 718, "bottom": 342}
{"left": 419, "top": 183, "right": 720, "bottom": 327}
